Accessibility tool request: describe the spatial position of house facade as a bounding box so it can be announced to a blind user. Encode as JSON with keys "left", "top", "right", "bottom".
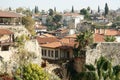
{"left": 62, "top": 13, "right": 84, "bottom": 29}
{"left": 36, "top": 34, "right": 77, "bottom": 60}
{"left": 94, "top": 29, "right": 120, "bottom": 42}
{"left": 41, "top": 42, "right": 73, "bottom": 60}
{"left": 0, "top": 29, "right": 14, "bottom": 51}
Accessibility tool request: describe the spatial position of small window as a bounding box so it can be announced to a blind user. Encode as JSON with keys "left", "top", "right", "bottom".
{"left": 48, "top": 50, "right": 50, "bottom": 57}
{"left": 42, "top": 49, "right": 44, "bottom": 56}
{"left": 1, "top": 45, "right": 9, "bottom": 51}
{"left": 44, "top": 50, "right": 46, "bottom": 56}
{"left": 67, "top": 51, "right": 69, "bottom": 58}
{"left": 55, "top": 50, "right": 58, "bottom": 57}
{"left": 51, "top": 51, "right": 54, "bottom": 57}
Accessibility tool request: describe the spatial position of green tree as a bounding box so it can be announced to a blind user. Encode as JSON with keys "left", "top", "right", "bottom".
{"left": 116, "top": 16, "right": 120, "bottom": 21}
{"left": 23, "top": 8, "right": 32, "bottom": 16}
{"left": 80, "top": 8, "right": 90, "bottom": 20}
{"left": 98, "top": 6, "right": 100, "bottom": 13}
{"left": 41, "top": 10, "right": 45, "bottom": 15}
{"left": 9, "top": 7, "right": 12, "bottom": 11}
{"left": 22, "top": 16, "right": 35, "bottom": 35}
{"left": 78, "top": 56, "right": 120, "bottom": 80}
{"left": 53, "top": 14, "right": 62, "bottom": 23}
{"left": 15, "top": 63, "right": 48, "bottom": 80}
{"left": 46, "top": 14, "right": 62, "bottom": 30}
{"left": 34, "top": 6, "right": 39, "bottom": 14}
{"left": 74, "top": 31, "right": 93, "bottom": 57}
{"left": 80, "top": 8, "right": 88, "bottom": 15}
{"left": 49, "top": 9, "right": 54, "bottom": 16}
{"left": 71, "top": 6, "right": 74, "bottom": 13}
{"left": 104, "top": 36, "right": 116, "bottom": 42}
{"left": 16, "top": 7, "right": 24, "bottom": 13}
{"left": 54, "top": 7, "right": 56, "bottom": 13}
{"left": 87, "top": 6, "right": 90, "bottom": 12}
{"left": 105, "top": 3, "right": 109, "bottom": 16}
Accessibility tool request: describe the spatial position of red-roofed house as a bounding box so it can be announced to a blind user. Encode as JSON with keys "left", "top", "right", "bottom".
{"left": 0, "top": 11, "right": 23, "bottom": 25}
{"left": 40, "top": 38, "right": 76, "bottom": 60}
{"left": 62, "top": 12, "right": 84, "bottom": 29}
{"left": 0, "top": 29, "right": 14, "bottom": 51}
{"left": 94, "top": 29, "right": 120, "bottom": 42}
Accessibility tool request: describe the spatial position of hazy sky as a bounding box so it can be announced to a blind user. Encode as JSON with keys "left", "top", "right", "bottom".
{"left": 0, "top": 0, "right": 120, "bottom": 11}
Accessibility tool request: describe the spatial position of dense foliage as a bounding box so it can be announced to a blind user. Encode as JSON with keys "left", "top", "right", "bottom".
{"left": 104, "top": 3, "right": 109, "bottom": 16}
{"left": 22, "top": 16, "right": 35, "bottom": 35}
{"left": 74, "top": 31, "right": 93, "bottom": 57}
{"left": 104, "top": 36, "right": 116, "bottom": 42}
{"left": 14, "top": 63, "right": 48, "bottom": 80}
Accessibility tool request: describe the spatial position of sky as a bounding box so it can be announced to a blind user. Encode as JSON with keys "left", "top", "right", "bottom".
{"left": 0, "top": 0, "right": 120, "bottom": 12}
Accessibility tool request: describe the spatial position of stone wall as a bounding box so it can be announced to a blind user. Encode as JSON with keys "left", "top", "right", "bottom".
{"left": 24, "top": 39, "right": 42, "bottom": 64}
{"left": 86, "top": 42, "right": 120, "bottom": 66}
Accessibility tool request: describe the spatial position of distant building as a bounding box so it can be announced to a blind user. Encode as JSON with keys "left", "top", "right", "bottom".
{"left": 0, "top": 11, "right": 23, "bottom": 25}
{"left": 36, "top": 34, "right": 77, "bottom": 60}
{"left": 62, "top": 12, "right": 84, "bottom": 29}
{"left": 94, "top": 29, "right": 120, "bottom": 42}
{"left": 0, "top": 29, "right": 14, "bottom": 63}
{"left": 41, "top": 14, "right": 48, "bottom": 25}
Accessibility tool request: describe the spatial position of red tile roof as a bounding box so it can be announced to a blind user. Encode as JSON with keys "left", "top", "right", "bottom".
{"left": 41, "top": 38, "right": 76, "bottom": 49}
{"left": 95, "top": 29, "right": 120, "bottom": 36}
{"left": 36, "top": 36, "right": 59, "bottom": 45}
{"left": 94, "top": 33, "right": 105, "bottom": 42}
{"left": 41, "top": 41, "right": 62, "bottom": 48}
{"left": 0, "top": 11, "right": 23, "bottom": 18}
{"left": 39, "top": 34, "right": 55, "bottom": 38}
{"left": 0, "top": 29, "right": 13, "bottom": 35}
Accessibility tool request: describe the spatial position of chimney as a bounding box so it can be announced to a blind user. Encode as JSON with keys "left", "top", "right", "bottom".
{"left": 99, "top": 29, "right": 103, "bottom": 34}
{"left": 95, "top": 29, "right": 97, "bottom": 33}
{"left": 104, "top": 29, "right": 106, "bottom": 35}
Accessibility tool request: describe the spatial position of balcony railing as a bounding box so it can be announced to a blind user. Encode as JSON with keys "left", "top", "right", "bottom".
{"left": 0, "top": 39, "right": 13, "bottom": 45}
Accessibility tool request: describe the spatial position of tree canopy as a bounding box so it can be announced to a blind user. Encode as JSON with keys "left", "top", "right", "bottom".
{"left": 105, "top": 3, "right": 109, "bottom": 16}
{"left": 49, "top": 9, "right": 54, "bottom": 16}
{"left": 15, "top": 63, "right": 48, "bottom": 80}
{"left": 98, "top": 6, "right": 100, "bottom": 13}
{"left": 34, "top": 6, "right": 39, "bottom": 14}
{"left": 22, "top": 16, "right": 35, "bottom": 35}
{"left": 71, "top": 6, "right": 74, "bottom": 13}
{"left": 104, "top": 36, "right": 116, "bottom": 42}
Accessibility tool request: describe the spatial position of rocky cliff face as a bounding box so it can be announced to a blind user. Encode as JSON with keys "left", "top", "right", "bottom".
{"left": 86, "top": 42, "right": 120, "bottom": 66}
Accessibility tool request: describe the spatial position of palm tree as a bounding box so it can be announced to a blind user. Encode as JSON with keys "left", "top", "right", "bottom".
{"left": 104, "top": 36, "right": 116, "bottom": 42}
{"left": 74, "top": 30, "right": 93, "bottom": 57}
{"left": 78, "top": 56, "right": 120, "bottom": 80}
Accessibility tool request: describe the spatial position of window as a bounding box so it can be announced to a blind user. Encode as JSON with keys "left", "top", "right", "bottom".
{"left": 48, "top": 50, "right": 50, "bottom": 57}
{"left": 67, "top": 51, "right": 69, "bottom": 58}
{"left": 1, "top": 45, "right": 9, "bottom": 51}
{"left": 55, "top": 50, "right": 58, "bottom": 58}
{"left": 42, "top": 49, "right": 44, "bottom": 56}
{"left": 44, "top": 50, "right": 46, "bottom": 56}
{"left": 42, "top": 49, "right": 46, "bottom": 56}
{"left": 51, "top": 51, "right": 54, "bottom": 57}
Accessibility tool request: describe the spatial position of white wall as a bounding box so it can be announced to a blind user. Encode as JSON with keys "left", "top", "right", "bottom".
{"left": 115, "top": 36, "right": 120, "bottom": 42}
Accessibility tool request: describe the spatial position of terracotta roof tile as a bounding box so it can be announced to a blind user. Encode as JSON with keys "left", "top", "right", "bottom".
{"left": 41, "top": 34, "right": 56, "bottom": 38}
{"left": 0, "top": 11, "right": 23, "bottom": 18}
{"left": 41, "top": 41, "right": 62, "bottom": 48}
{"left": 94, "top": 33, "right": 105, "bottom": 42}
{"left": 0, "top": 29, "right": 13, "bottom": 35}
{"left": 95, "top": 29, "right": 120, "bottom": 36}
{"left": 41, "top": 38, "right": 76, "bottom": 49}
{"left": 36, "top": 36, "right": 58, "bottom": 45}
